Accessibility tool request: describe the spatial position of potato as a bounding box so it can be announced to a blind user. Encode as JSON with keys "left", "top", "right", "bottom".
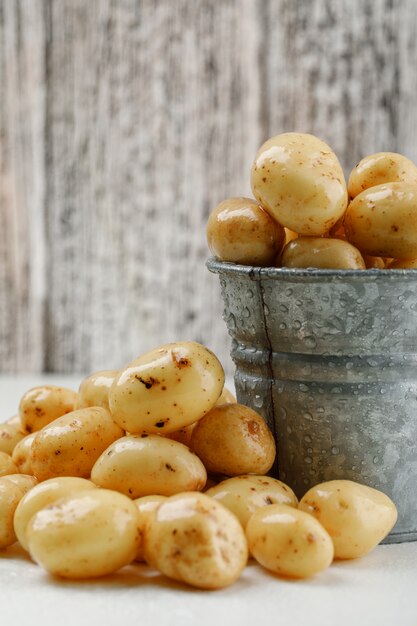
{"left": 246, "top": 504, "right": 334, "bottom": 579}
{"left": 11, "top": 432, "right": 36, "bottom": 475}
{"left": 281, "top": 237, "right": 366, "bottom": 270}
{"left": 390, "top": 258, "right": 417, "bottom": 269}
{"left": 0, "top": 479, "right": 25, "bottom": 549}
{"left": 2, "top": 474, "right": 37, "bottom": 495}
{"left": 206, "top": 197, "right": 285, "bottom": 266}
{"left": 77, "top": 370, "right": 118, "bottom": 410}
{"left": 165, "top": 422, "right": 196, "bottom": 447}
{"left": 19, "top": 385, "right": 78, "bottom": 433}
{"left": 362, "top": 255, "right": 385, "bottom": 269}
{"left": 91, "top": 435, "right": 206, "bottom": 498}
{"left": 143, "top": 492, "right": 248, "bottom": 589}
{"left": 206, "top": 475, "right": 298, "bottom": 529}
{"left": 134, "top": 495, "right": 167, "bottom": 562}
{"left": 0, "top": 451, "right": 18, "bottom": 477}
{"left": 26, "top": 489, "right": 140, "bottom": 578}
{"left": 348, "top": 152, "right": 417, "bottom": 199}
{"left": 190, "top": 404, "right": 276, "bottom": 476}
{"left": 31, "top": 407, "right": 124, "bottom": 481}
{"left": 344, "top": 182, "right": 417, "bottom": 258}
{"left": 299, "top": 480, "right": 397, "bottom": 559}
{"left": 215, "top": 387, "right": 236, "bottom": 406}
{"left": 251, "top": 132, "right": 347, "bottom": 235}
{"left": 0, "top": 420, "right": 26, "bottom": 455}
{"left": 14, "top": 476, "right": 96, "bottom": 551}
{"left": 109, "top": 342, "right": 224, "bottom": 434}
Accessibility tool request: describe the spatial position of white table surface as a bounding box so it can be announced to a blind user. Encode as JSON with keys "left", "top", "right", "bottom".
{"left": 1, "top": 375, "right": 417, "bottom": 626}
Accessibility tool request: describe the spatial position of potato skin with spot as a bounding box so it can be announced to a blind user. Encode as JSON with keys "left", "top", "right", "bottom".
{"left": 26, "top": 489, "right": 140, "bottom": 579}
{"left": 12, "top": 432, "right": 36, "bottom": 475}
{"left": 91, "top": 435, "right": 207, "bottom": 498}
{"left": 191, "top": 404, "right": 276, "bottom": 476}
{"left": 348, "top": 152, "right": 417, "bottom": 199}
{"left": 19, "top": 386, "right": 78, "bottom": 433}
{"left": 251, "top": 132, "right": 347, "bottom": 236}
{"left": 0, "top": 418, "right": 27, "bottom": 455}
{"left": 31, "top": 407, "right": 124, "bottom": 481}
{"left": 246, "top": 504, "right": 334, "bottom": 579}
{"left": 77, "top": 370, "right": 119, "bottom": 410}
{"left": 344, "top": 182, "right": 417, "bottom": 258}
{"left": 281, "top": 237, "right": 365, "bottom": 270}
{"left": 143, "top": 492, "right": 248, "bottom": 589}
{"left": 109, "top": 342, "right": 224, "bottom": 435}
{"left": 206, "top": 475, "right": 297, "bottom": 529}
{"left": 14, "top": 476, "right": 97, "bottom": 551}
{"left": 206, "top": 197, "right": 285, "bottom": 266}
{"left": 299, "top": 480, "right": 398, "bottom": 559}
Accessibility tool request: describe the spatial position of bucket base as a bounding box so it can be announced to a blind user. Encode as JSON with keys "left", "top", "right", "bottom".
{"left": 382, "top": 530, "right": 417, "bottom": 544}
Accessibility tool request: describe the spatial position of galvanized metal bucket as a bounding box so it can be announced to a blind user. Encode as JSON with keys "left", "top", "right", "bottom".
{"left": 207, "top": 258, "right": 417, "bottom": 543}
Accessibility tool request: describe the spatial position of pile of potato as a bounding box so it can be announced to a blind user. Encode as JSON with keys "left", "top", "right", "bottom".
{"left": 0, "top": 340, "right": 397, "bottom": 588}
{"left": 207, "top": 132, "right": 417, "bottom": 269}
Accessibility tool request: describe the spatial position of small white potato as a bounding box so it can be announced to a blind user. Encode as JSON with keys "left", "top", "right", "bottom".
{"left": 11, "top": 432, "right": 36, "bottom": 475}
{"left": 26, "top": 489, "right": 140, "bottom": 578}
{"left": 14, "top": 476, "right": 96, "bottom": 551}
{"left": 2, "top": 474, "right": 37, "bottom": 495}
{"left": 0, "top": 479, "right": 25, "bottom": 549}
{"left": 348, "top": 152, "right": 417, "bottom": 199}
{"left": 206, "top": 475, "right": 297, "bottom": 529}
{"left": 31, "top": 407, "right": 124, "bottom": 481}
{"left": 0, "top": 418, "right": 27, "bottom": 455}
{"left": 215, "top": 387, "right": 236, "bottom": 406}
{"left": 77, "top": 370, "right": 118, "bottom": 410}
{"left": 251, "top": 132, "right": 348, "bottom": 235}
{"left": 299, "top": 480, "right": 398, "bottom": 559}
{"left": 144, "top": 492, "right": 248, "bottom": 589}
{"left": 19, "top": 385, "right": 78, "bottom": 433}
{"left": 344, "top": 182, "right": 417, "bottom": 258}
{"left": 165, "top": 422, "right": 197, "bottom": 447}
{"left": 109, "top": 342, "right": 224, "bottom": 434}
{"left": 91, "top": 435, "right": 207, "bottom": 498}
{"left": 362, "top": 255, "right": 385, "bottom": 269}
{"left": 246, "top": 504, "right": 334, "bottom": 579}
{"left": 281, "top": 237, "right": 366, "bottom": 270}
{"left": 206, "top": 197, "right": 285, "bottom": 266}
{"left": 191, "top": 404, "right": 276, "bottom": 476}
{"left": 0, "top": 451, "right": 18, "bottom": 477}
{"left": 134, "top": 495, "right": 167, "bottom": 562}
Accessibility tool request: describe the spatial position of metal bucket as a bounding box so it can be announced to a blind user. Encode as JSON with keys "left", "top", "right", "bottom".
{"left": 207, "top": 258, "right": 417, "bottom": 543}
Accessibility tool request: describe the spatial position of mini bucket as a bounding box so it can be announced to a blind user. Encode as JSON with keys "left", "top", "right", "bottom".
{"left": 207, "top": 258, "right": 417, "bottom": 543}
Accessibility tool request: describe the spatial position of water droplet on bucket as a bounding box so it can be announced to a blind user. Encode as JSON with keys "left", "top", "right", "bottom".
{"left": 253, "top": 394, "right": 263, "bottom": 408}
{"left": 279, "top": 322, "right": 287, "bottom": 330}
{"left": 293, "top": 320, "right": 302, "bottom": 330}
{"left": 279, "top": 304, "right": 289, "bottom": 313}
{"left": 373, "top": 456, "right": 379, "bottom": 464}
{"left": 331, "top": 446, "right": 339, "bottom": 455}
{"left": 305, "top": 336, "right": 317, "bottom": 348}
{"left": 304, "top": 434, "right": 312, "bottom": 443}
{"left": 304, "top": 456, "right": 313, "bottom": 464}
{"left": 299, "top": 384, "right": 309, "bottom": 393}
{"left": 303, "top": 412, "right": 313, "bottom": 420}
{"left": 285, "top": 288, "right": 293, "bottom": 297}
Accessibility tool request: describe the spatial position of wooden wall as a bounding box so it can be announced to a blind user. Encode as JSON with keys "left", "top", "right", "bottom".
{"left": 1, "top": 0, "right": 417, "bottom": 376}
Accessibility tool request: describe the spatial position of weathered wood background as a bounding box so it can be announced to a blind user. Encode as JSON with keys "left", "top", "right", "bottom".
{"left": 1, "top": 0, "right": 417, "bottom": 376}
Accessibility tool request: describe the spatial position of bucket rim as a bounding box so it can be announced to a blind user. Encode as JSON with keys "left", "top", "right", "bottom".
{"left": 206, "top": 257, "right": 417, "bottom": 282}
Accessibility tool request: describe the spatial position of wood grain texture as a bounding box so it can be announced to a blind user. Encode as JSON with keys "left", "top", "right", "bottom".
{"left": 1, "top": 0, "right": 417, "bottom": 377}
